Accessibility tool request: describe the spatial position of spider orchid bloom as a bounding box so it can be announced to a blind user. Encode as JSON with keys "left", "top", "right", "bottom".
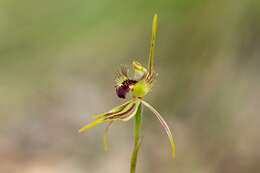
{"left": 79, "top": 14, "right": 175, "bottom": 158}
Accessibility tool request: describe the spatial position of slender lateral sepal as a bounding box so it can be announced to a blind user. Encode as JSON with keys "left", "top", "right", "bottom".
{"left": 148, "top": 14, "right": 158, "bottom": 74}
{"left": 141, "top": 99, "right": 176, "bottom": 159}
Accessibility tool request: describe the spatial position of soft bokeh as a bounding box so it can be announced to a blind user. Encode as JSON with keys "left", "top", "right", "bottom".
{"left": 1, "top": 0, "right": 260, "bottom": 172}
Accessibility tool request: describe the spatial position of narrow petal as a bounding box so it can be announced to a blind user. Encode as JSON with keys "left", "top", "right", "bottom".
{"left": 79, "top": 118, "right": 105, "bottom": 133}
{"left": 108, "top": 100, "right": 140, "bottom": 121}
{"left": 141, "top": 99, "right": 176, "bottom": 159}
{"left": 94, "top": 100, "right": 131, "bottom": 119}
{"left": 148, "top": 14, "right": 158, "bottom": 74}
{"left": 80, "top": 100, "right": 133, "bottom": 133}
{"left": 120, "top": 100, "right": 141, "bottom": 121}
{"left": 79, "top": 100, "right": 140, "bottom": 134}
{"left": 103, "top": 121, "right": 113, "bottom": 151}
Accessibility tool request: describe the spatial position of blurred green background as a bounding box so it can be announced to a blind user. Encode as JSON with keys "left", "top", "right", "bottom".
{"left": 1, "top": 0, "right": 260, "bottom": 172}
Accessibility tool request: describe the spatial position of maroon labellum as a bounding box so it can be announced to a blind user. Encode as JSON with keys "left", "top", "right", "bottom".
{"left": 116, "top": 79, "right": 137, "bottom": 98}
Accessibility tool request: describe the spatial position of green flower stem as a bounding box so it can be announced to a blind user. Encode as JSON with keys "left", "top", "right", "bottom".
{"left": 130, "top": 103, "right": 142, "bottom": 173}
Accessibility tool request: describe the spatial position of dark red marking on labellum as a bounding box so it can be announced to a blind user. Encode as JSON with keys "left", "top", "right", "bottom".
{"left": 116, "top": 79, "right": 137, "bottom": 99}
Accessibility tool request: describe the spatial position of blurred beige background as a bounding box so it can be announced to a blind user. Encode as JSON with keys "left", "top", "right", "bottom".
{"left": 0, "top": 0, "right": 260, "bottom": 172}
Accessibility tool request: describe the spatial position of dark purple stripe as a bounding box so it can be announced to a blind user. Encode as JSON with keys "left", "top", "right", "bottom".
{"left": 107, "top": 103, "right": 136, "bottom": 120}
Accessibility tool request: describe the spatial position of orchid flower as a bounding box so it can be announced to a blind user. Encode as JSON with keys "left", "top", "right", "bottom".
{"left": 79, "top": 14, "right": 175, "bottom": 159}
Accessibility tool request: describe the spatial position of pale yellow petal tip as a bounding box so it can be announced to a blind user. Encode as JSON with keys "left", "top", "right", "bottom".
{"left": 171, "top": 144, "right": 176, "bottom": 159}
{"left": 152, "top": 14, "right": 158, "bottom": 30}
{"left": 169, "top": 136, "right": 176, "bottom": 159}
{"left": 78, "top": 118, "right": 105, "bottom": 133}
{"left": 78, "top": 128, "right": 85, "bottom": 133}
{"left": 78, "top": 126, "right": 88, "bottom": 133}
{"left": 153, "top": 14, "right": 158, "bottom": 21}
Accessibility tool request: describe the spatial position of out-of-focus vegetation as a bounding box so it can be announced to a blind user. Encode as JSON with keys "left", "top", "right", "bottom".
{"left": 0, "top": 0, "right": 260, "bottom": 172}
